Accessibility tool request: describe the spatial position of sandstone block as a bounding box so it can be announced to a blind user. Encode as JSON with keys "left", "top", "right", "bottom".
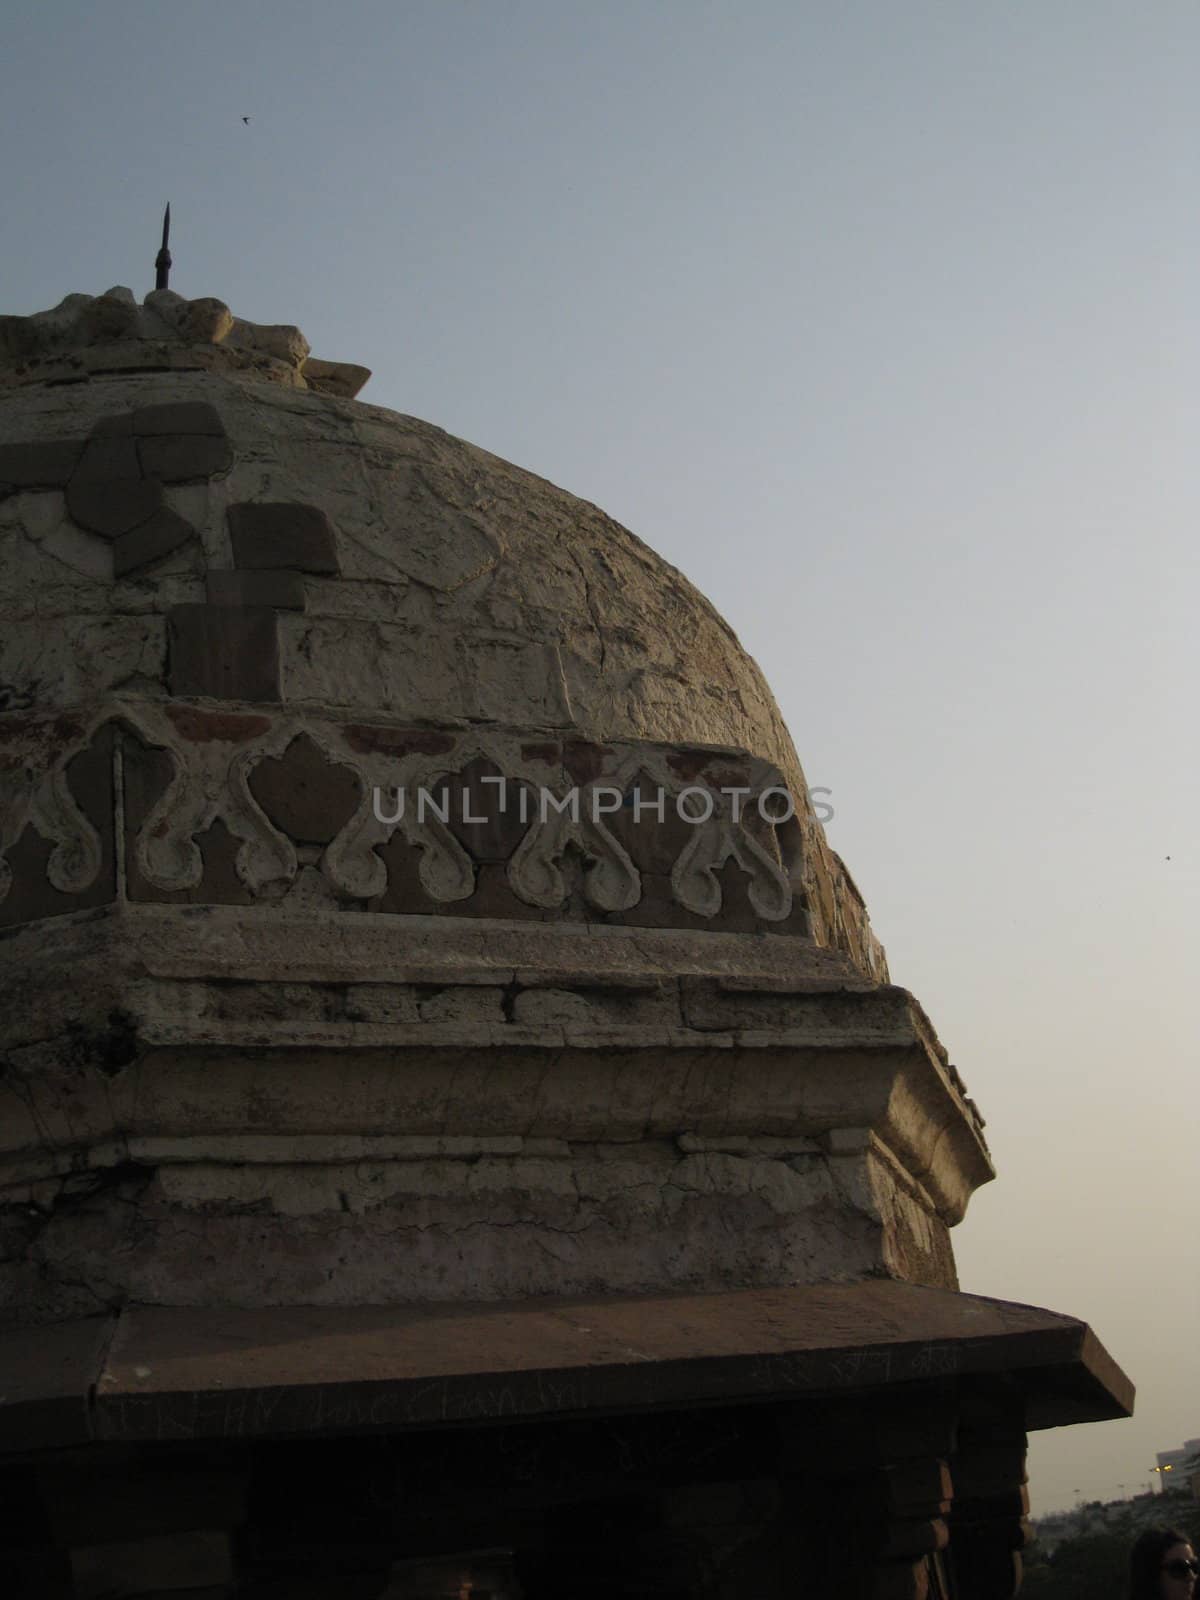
{"left": 247, "top": 733, "right": 362, "bottom": 845}
{"left": 228, "top": 500, "right": 339, "bottom": 573}
{"left": 418, "top": 986, "right": 507, "bottom": 1024}
{"left": 112, "top": 507, "right": 197, "bottom": 576}
{"left": 167, "top": 604, "right": 281, "bottom": 701}
{"left": 511, "top": 988, "right": 596, "bottom": 1026}
{"left": 303, "top": 356, "right": 372, "bottom": 398}
{"left": 72, "top": 435, "right": 141, "bottom": 482}
{"left": 137, "top": 431, "right": 234, "bottom": 483}
{"left": 343, "top": 984, "right": 421, "bottom": 1024}
{"left": 66, "top": 476, "right": 164, "bottom": 539}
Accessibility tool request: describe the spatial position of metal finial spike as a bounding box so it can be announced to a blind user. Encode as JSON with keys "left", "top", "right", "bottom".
{"left": 154, "top": 203, "right": 172, "bottom": 291}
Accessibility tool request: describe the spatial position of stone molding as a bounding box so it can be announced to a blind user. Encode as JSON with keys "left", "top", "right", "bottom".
{"left": 1, "top": 909, "right": 991, "bottom": 1231}
{"left": 1, "top": 903, "right": 985, "bottom": 1320}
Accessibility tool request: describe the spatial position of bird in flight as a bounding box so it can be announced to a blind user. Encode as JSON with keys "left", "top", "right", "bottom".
{"left": 242, "top": 116, "right": 251, "bottom": 125}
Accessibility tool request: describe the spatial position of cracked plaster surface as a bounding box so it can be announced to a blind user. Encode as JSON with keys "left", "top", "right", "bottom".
{"left": 4, "top": 1138, "right": 942, "bottom": 1323}
{"left": 1, "top": 363, "right": 886, "bottom": 976}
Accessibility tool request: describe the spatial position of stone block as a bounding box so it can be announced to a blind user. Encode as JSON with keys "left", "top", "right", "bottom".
{"left": 199, "top": 820, "right": 259, "bottom": 907}
{"left": 112, "top": 507, "right": 196, "bottom": 577}
{"left": 66, "top": 476, "right": 164, "bottom": 539}
{"left": 303, "top": 356, "right": 372, "bottom": 398}
{"left": 167, "top": 604, "right": 281, "bottom": 702}
{"left": 207, "top": 981, "right": 330, "bottom": 1023}
{"left": 72, "top": 435, "right": 141, "bottom": 481}
{"left": 343, "top": 984, "right": 421, "bottom": 1024}
{"left": 511, "top": 987, "right": 596, "bottom": 1026}
{"left": 137, "top": 432, "right": 234, "bottom": 483}
{"left": 417, "top": 986, "right": 507, "bottom": 1024}
{"left": 0, "top": 439, "right": 80, "bottom": 487}
{"left": 228, "top": 501, "right": 340, "bottom": 573}
{"left": 247, "top": 733, "right": 362, "bottom": 845}
{"left": 442, "top": 756, "right": 534, "bottom": 862}
{"left": 369, "top": 830, "right": 444, "bottom": 915}
{"left": 205, "top": 569, "right": 307, "bottom": 609}
{"left": 133, "top": 400, "right": 225, "bottom": 436}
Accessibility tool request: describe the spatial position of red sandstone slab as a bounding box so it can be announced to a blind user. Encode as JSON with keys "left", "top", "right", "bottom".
{"left": 227, "top": 501, "right": 339, "bottom": 574}
{"left": 82, "top": 1282, "right": 1131, "bottom": 1444}
{"left": 167, "top": 604, "right": 281, "bottom": 702}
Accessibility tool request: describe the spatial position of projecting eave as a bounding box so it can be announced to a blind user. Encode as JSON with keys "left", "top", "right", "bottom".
{"left": 0, "top": 1281, "right": 1132, "bottom": 1457}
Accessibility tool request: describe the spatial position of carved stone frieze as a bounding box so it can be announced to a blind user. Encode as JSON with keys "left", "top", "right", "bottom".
{"left": 137, "top": 712, "right": 300, "bottom": 895}
{"left": 0, "top": 716, "right": 103, "bottom": 908}
{"left": 0, "top": 699, "right": 807, "bottom": 933}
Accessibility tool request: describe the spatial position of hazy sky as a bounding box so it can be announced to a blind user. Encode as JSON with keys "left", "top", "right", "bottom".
{"left": 3, "top": 1, "right": 1197, "bottom": 1516}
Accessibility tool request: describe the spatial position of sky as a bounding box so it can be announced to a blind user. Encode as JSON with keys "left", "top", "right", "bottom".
{"left": 2, "top": 0, "right": 1197, "bottom": 1518}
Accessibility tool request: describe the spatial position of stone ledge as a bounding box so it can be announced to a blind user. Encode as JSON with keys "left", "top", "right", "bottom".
{"left": 0, "top": 900, "right": 873, "bottom": 986}
{"left": 0, "top": 906, "right": 993, "bottom": 1220}
{"left": 0, "top": 1283, "right": 1133, "bottom": 1454}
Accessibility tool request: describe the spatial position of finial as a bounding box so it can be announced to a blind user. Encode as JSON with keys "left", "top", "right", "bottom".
{"left": 154, "top": 203, "right": 172, "bottom": 291}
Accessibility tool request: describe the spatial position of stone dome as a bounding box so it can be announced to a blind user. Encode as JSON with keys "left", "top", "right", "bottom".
{"left": 0, "top": 287, "right": 988, "bottom": 1325}
{"left": 0, "top": 286, "right": 884, "bottom": 973}
{"left": 0, "top": 294, "right": 1130, "bottom": 1600}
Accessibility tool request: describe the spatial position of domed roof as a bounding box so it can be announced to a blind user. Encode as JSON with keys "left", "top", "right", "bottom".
{"left": 0, "top": 286, "right": 884, "bottom": 975}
